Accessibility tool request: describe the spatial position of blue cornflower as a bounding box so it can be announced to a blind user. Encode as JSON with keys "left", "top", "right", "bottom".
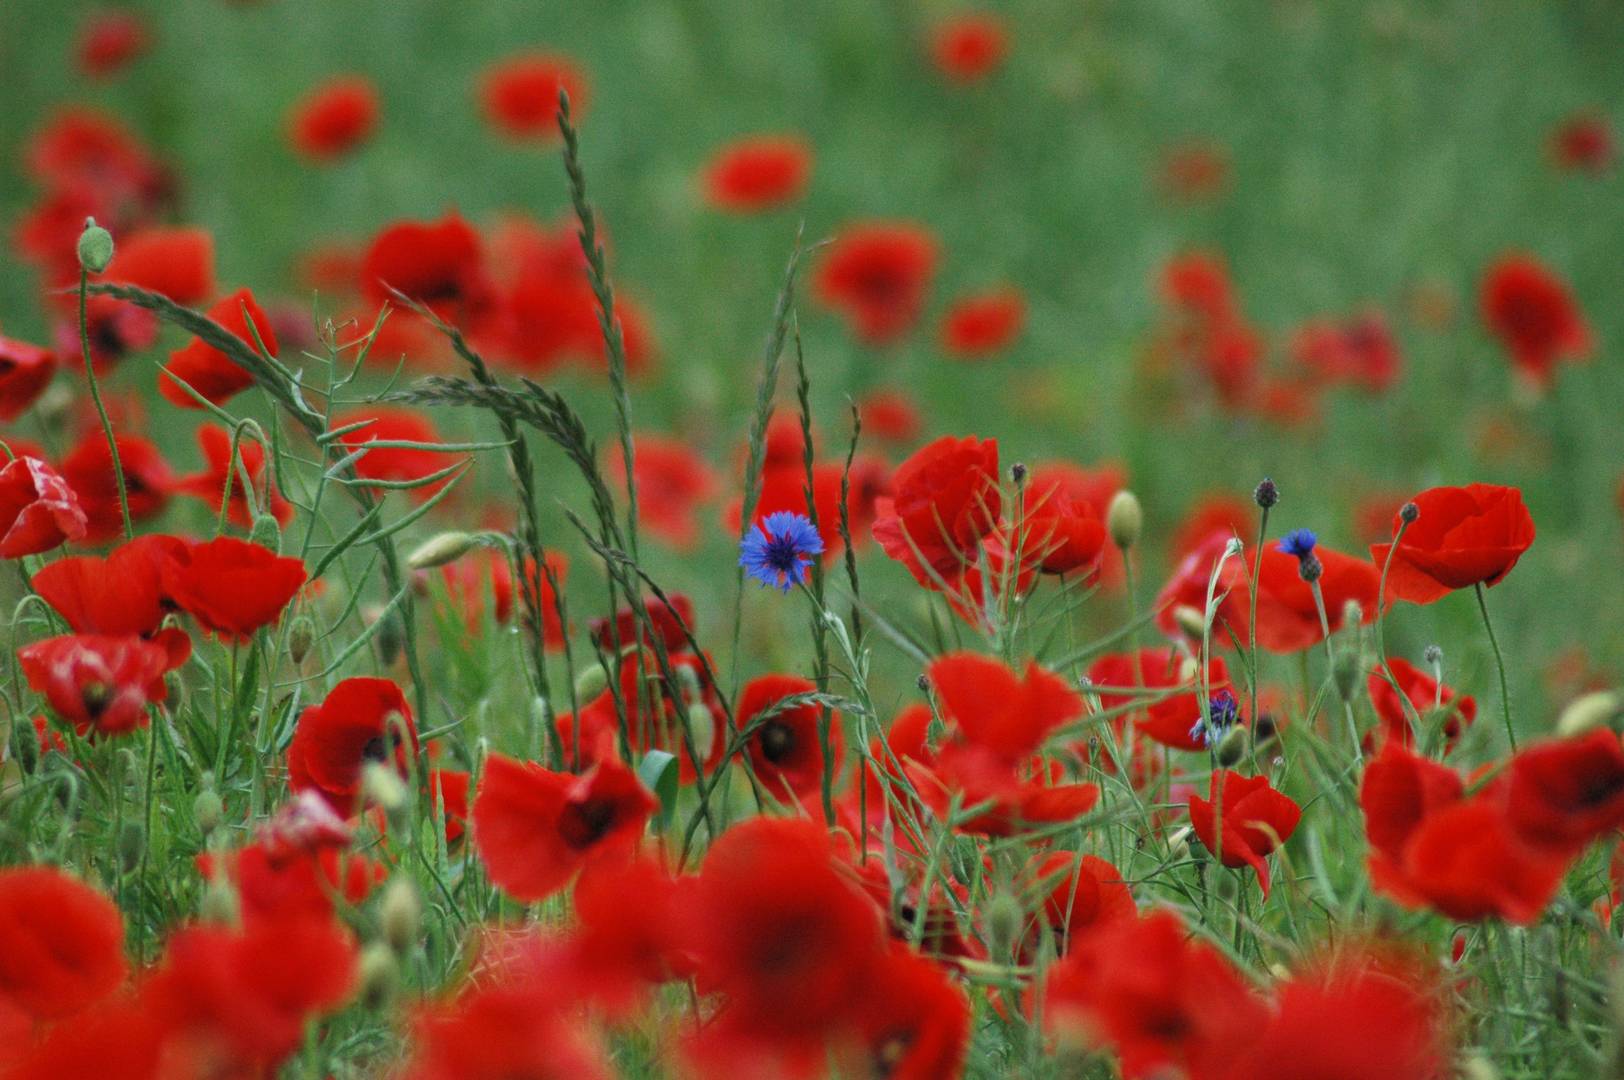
{"left": 1279, "top": 528, "right": 1317, "bottom": 559}
{"left": 1189, "top": 689, "right": 1240, "bottom": 748}
{"left": 740, "top": 511, "right": 824, "bottom": 592}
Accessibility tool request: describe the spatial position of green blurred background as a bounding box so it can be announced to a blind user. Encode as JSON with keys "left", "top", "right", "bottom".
{"left": 1, "top": 0, "right": 1621, "bottom": 733}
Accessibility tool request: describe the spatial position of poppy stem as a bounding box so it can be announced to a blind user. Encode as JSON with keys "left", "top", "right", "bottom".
{"left": 77, "top": 266, "right": 133, "bottom": 540}
{"left": 1247, "top": 504, "right": 1269, "bottom": 771}
{"left": 1475, "top": 582, "right": 1516, "bottom": 751}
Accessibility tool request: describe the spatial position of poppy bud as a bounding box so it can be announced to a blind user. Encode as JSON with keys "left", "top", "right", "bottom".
{"left": 1340, "top": 598, "right": 1363, "bottom": 631}
{"left": 1215, "top": 726, "right": 1249, "bottom": 767}
{"left": 1333, "top": 650, "right": 1363, "bottom": 703}
{"left": 193, "top": 787, "right": 224, "bottom": 837}
{"left": 116, "top": 820, "right": 144, "bottom": 871}
{"left": 1555, "top": 690, "right": 1623, "bottom": 738}
{"left": 1106, "top": 490, "right": 1142, "bottom": 550}
{"left": 1253, "top": 477, "right": 1279, "bottom": 509}
{"left": 77, "top": 217, "right": 114, "bottom": 274}
{"left": 249, "top": 513, "right": 282, "bottom": 550}
{"left": 407, "top": 530, "right": 477, "bottom": 570}
{"left": 374, "top": 610, "right": 404, "bottom": 666}
{"left": 288, "top": 615, "right": 315, "bottom": 665}
{"left": 1009, "top": 462, "right": 1027, "bottom": 485}
{"left": 357, "top": 942, "right": 400, "bottom": 1010}
{"left": 982, "top": 891, "right": 1024, "bottom": 960}
{"left": 200, "top": 876, "right": 239, "bottom": 925}
{"left": 1173, "top": 603, "right": 1206, "bottom": 639}
{"left": 1460, "top": 1054, "right": 1500, "bottom": 1080}
{"left": 379, "top": 877, "right": 420, "bottom": 956}
{"left": 573, "top": 663, "right": 609, "bottom": 702}
{"left": 362, "top": 761, "right": 408, "bottom": 815}
{"left": 11, "top": 721, "right": 38, "bottom": 775}
{"left": 115, "top": 747, "right": 139, "bottom": 787}
{"left": 1399, "top": 501, "right": 1420, "bottom": 524}
{"left": 686, "top": 701, "right": 716, "bottom": 760}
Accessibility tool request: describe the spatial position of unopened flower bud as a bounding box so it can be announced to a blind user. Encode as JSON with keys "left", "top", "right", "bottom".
{"left": 1253, "top": 477, "right": 1279, "bottom": 509}
{"left": 1556, "top": 690, "right": 1623, "bottom": 738}
{"left": 1215, "top": 726, "right": 1249, "bottom": 768}
{"left": 193, "top": 787, "right": 224, "bottom": 837}
{"left": 374, "top": 611, "right": 404, "bottom": 666}
{"left": 117, "top": 820, "right": 144, "bottom": 872}
{"left": 1399, "top": 501, "right": 1419, "bottom": 524}
{"left": 380, "top": 877, "right": 420, "bottom": 956}
{"left": 1173, "top": 604, "right": 1207, "bottom": 639}
{"left": 407, "top": 530, "right": 477, "bottom": 570}
{"left": 357, "top": 942, "right": 400, "bottom": 1010}
{"left": 1296, "top": 553, "right": 1323, "bottom": 584}
{"left": 287, "top": 615, "right": 316, "bottom": 665}
{"left": 1009, "top": 462, "right": 1027, "bottom": 485}
{"left": 77, "top": 218, "right": 114, "bottom": 273}
{"left": 1459, "top": 1054, "right": 1500, "bottom": 1080}
{"left": 1340, "top": 599, "right": 1363, "bottom": 630}
{"left": 200, "top": 877, "right": 239, "bottom": 925}
{"left": 1106, "top": 490, "right": 1143, "bottom": 550}
{"left": 686, "top": 701, "right": 716, "bottom": 761}
{"left": 362, "top": 761, "right": 408, "bottom": 816}
{"left": 982, "top": 891, "right": 1024, "bottom": 960}
{"left": 1332, "top": 650, "right": 1363, "bottom": 703}
{"left": 573, "top": 663, "right": 609, "bottom": 702}
{"left": 249, "top": 513, "right": 281, "bottom": 550}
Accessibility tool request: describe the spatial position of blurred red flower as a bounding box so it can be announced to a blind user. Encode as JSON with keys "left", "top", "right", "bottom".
{"left": 0, "top": 334, "right": 58, "bottom": 421}
{"left": 0, "top": 456, "right": 86, "bottom": 556}
{"left": 607, "top": 435, "right": 716, "bottom": 550}
{"left": 1549, "top": 111, "right": 1613, "bottom": 173}
{"left": 702, "top": 134, "right": 812, "bottom": 212}
{"left": 18, "top": 633, "right": 169, "bottom": 736}
{"left": 480, "top": 52, "right": 589, "bottom": 141}
{"left": 1291, "top": 310, "right": 1402, "bottom": 393}
{"left": 58, "top": 431, "right": 172, "bottom": 542}
{"left": 1250, "top": 539, "right": 1383, "bottom": 652}
{"left": 1089, "top": 648, "right": 1231, "bottom": 751}
{"left": 815, "top": 222, "right": 939, "bottom": 345}
{"left": 106, "top": 225, "right": 216, "bottom": 305}
{"left": 1367, "top": 656, "right": 1475, "bottom": 752}
{"left": 75, "top": 11, "right": 149, "bottom": 78}
{"left": 288, "top": 676, "right": 417, "bottom": 817}
{"left": 1018, "top": 467, "right": 1106, "bottom": 576}
{"left": 472, "top": 753, "right": 654, "bottom": 902}
{"left": 738, "top": 673, "right": 842, "bottom": 802}
{"left": 930, "top": 14, "right": 1008, "bottom": 82}
{"left": 1370, "top": 483, "right": 1535, "bottom": 604}
{"left": 0, "top": 867, "right": 126, "bottom": 1022}
{"left": 333, "top": 406, "right": 463, "bottom": 499}
{"left": 289, "top": 74, "right": 379, "bottom": 161}
{"left": 161, "top": 537, "right": 306, "bottom": 641}
{"left": 160, "top": 287, "right": 279, "bottom": 407}
{"left": 844, "top": 942, "right": 970, "bottom": 1080}
{"left": 856, "top": 388, "right": 921, "bottom": 443}
{"left": 872, "top": 434, "right": 999, "bottom": 586}
{"left": 1030, "top": 851, "right": 1136, "bottom": 955}
{"left": 1480, "top": 254, "right": 1592, "bottom": 388}
{"left": 1504, "top": 730, "right": 1624, "bottom": 855}
{"left": 940, "top": 287, "right": 1026, "bottom": 359}
{"left": 174, "top": 422, "right": 292, "bottom": 527}
{"left": 361, "top": 213, "right": 494, "bottom": 325}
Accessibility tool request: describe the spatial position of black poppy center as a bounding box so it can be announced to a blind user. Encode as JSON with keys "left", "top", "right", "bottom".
{"left": 558, "top": 797, "right": 618, "bottom": 849}
{"left": 361, "top": 735, "right": 391, "bottom": 763}
{"left": 759, "top": 720, "right": 796, "bottom": 763}
{"left": 80, "top": 681, "right": 112, "bottom": 717}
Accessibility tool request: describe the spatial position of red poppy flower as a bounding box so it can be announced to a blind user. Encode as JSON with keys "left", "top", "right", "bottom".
{"left": 31, "top": 534, "right": 185, "bottom": 639}
{"left": 472, "top": 753, "right": 655, "bottom": 903}
{"left": 606, "top": 435, "right": 716, "bottom": 550}
{"left": 940, "top": 287, "right": 1026, "bottom": 359}
{"left": 1161, "top": 251, "right": 1238, "bottom": 323}
{"left": 1250, "top": 539, "right": 1383, "bottom": 652}
{"left": 0, "top": 335, "right": 57, "bottom": 422}
{"left": 160, "top": 287, "right": 278, "bottom": 408}
{"left": 360, "top": 213, "right": 493, "bottom": 322}
{"left": 727, "top": 459, "right": 861, "bottom": 564}
{"left": 1480, "top": 254, "right": 1592, "bottom": 387}
{"left": 1504, "top": 730, "right": 1624, "bottom": 855}
{"left": 1189, "top": 771, "right": 1301, "bottom": 897}
{"left": 814, "top": 222, "right": 939, "bottom": 345}
{"left": 1370, "top": 483, "right": 1535, "bottom": 604}
{"left": 25, "top": 106, "right": 163, "bottom": 197}
{"left": 1158, "top": 138, "right": 1230, "bottom": 200}
{"left": 1169, "top": 495, "right": 1252, "bottom": 561}
{"left": 737, "top": 673, "right": 842, "bottom": 802}
{"left": 0, "top": 456, "right": 86, "bottom": 557}
{"left": 173, "top": 423, "right": 292, "bottom": 527}
{"left": 567, "top": 856, "right": 687, "bottom": 1014}
{"left": 587, "top": 592, "right": 695, "bottom": 655}
{"left": 1088, "top": 648, "right": 1231, "bottom": 751}
{"left": 18, "top": 633, "right": 169, "bottom": 736}
{"left": 287, "top": 676, "right": 416, "bottom": 816}
{"left": 333, "top": 406, "right": 463, "bottom": 500}
{"left": 1367, "top": 656, "right": 1475, "bottom": 751}
{"left": 144, "top": 914, "right": 356, "bottom": 1072}
{"left": 200, "top": 839, "right": 383, "bottom": 924}
{"left": 856, "top": 388, "right": 922, "bottom": 444}
{"left": 1043, "top": 909, "right": 1265, "bottom": 1080}
{"left": 439, "top": 548, "right": 567, "bottom": 644}
{"left": 55, "top": 293, "right": 160, "bottom": 373}
{"left": 106, "top": 225, "right": 216, "bottom": 305}
{"left": 1549, "top": 112, "right": 1613, "bottom": 173}
{"left": 1030, "top": 851, "right": 1135, "bottom": 955}
{"left": 1017, "top": 470, "right": 1107, "bottom": 576}
{"left": 480, "top": 52, "right": 589, "bottom": 141}
{"left": 872, "top": 434, "right": 999, "bottom": 587}
{"left": 58, "top": 432, "right": 172, "bottom": 543}
{"left": 930, "top": 652, "right": 1082, "bottom": 763}
{"left": 161, "top": 537, "right": 306, "bottom": 641}
{"left": 842, "top": 943, "right": 970, "bottom": 1080}
{"left": 930, "top": 14, "right": 1009, "bottom": 82}
{"left": 75, "top": 11, "right": 149, "bottom": 78}
{"left": 702, "top": 134, "right": 812, "bottom": 212}
{"left": 0, "top": 867, "right": 126, "bottom": 1022}
{"left": 288, "top": 75, "right": 378, "bottom": 161}
{"left": 1291, "top": 310, "right": 1402, "bottom": 393}
{"left": 683, "top": 817, "right": 886, "bottom": 1047}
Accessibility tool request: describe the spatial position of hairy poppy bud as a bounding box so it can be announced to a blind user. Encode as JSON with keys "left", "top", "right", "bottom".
{"left": 362, "top": 761, "right": 408, "bottom": 815}
{"left": 288, "top": 615, "right": 315, "bottom": 665}
{"left": 686, "top": 701, "right": 716, "bottom": 760}
{"left": 1333, "top": 650, "right": 1363, "bottom": 703}
{"left": 573, "top": 663, "right": 609, "bottom": 702}
{"left": 1253, "top": 477, "right": 1279, "bottom": 509}
{"left": 200, "top": 877, "right": 239, "bottom": 925}
{"left": 1340, "top": 599, "right": 1363, "bottom": 631}
{"left": 982, "top": 891, "right": 1024, "bottom": 961}
{"left": 193, "top": 787, "right": 224, "bottom": 837}
{"left": 357, "top": 942, "right": 400, "bottom": 1010}
{"left": 117, "top": 820, "right": 144, "bottom": 871}
{"left": 1555, "top": 690, "right": 1623, "bottom": 738}
{"left": 11, "top": 721, "right": 38, "bottom": 775}
{"left": 1460, "top": 1054, "right": 1500, "bottom": 1080}
{"left": 407, "top": 530, "right": 477, "bottom": 570}
{"left": 1173, "top": 603, "right": 1207, "bottom": 639}
{"left": 77, "top": 217, "right": 114, "bottom": 273}
{"left": 380, "top": 877, "right": 420, "bottom": 956}
{"left": 1106, "top": 490, "right": 1142, "bottom": 550}
{"left": 249, "top": 513, "right": 282, "bottom": 550}
{"left": 1215, "top": 725, "right": 1249, "bottom": 767}
{"left": 374, "top": 610, "right": 404, "bottom": 666}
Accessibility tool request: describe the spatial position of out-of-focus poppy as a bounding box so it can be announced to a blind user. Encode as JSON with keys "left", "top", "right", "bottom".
{"left": 1549, "top": 111, "right": 1613, "bottom": 173}
{"left": 1029, "top": 851, "right": 1136, "bottom": 956}
{"left": 75, "top": 11, "right": 149, "bottom": 79}
{"left": 18, "top": 633, "right": 169, "bottom": 736}
{"left": 940, "top": 287, "right": 1026, "bottom": 359}
{"left": 1503, "top": 730, "right": 1624, "bottom": 855}
{"left": 58, "top": 431, "right": 172, "bottom": 543}
{"left": 287, "top": 676, "right": 416, "bottom": 817}
{"left": 1367, "top": 656, "right": 1475, "bottom": 752}
{"left": 929, "top": 14, "right": 1008, "bottom": 82}
{"left": 701, "top": 134, "right": 812, "bottom": 212}
{"left": 173, "top": 423, "right": 292, "bottom": 527}
{"left": 856, "top": 388, "right": 922, "bottom": 444}
{"left": 607, "top": 435, "right": 716, "bottom": 550}
{"left": 1249, "top": 538, "right": 1383, "bottom": 652}
{"left": 815, "top": 222, "right": 939, "bottom": 345}
{"left": 1291, "top": 310, "right": 1402, "bottom": 393}
{"left": 161, "top": 537, "right": 306, "bottom": 641}
{"left": 0, "top": 456, "right": 86, "bottom": 556}
{"left": 289, "top": 75, "right": 379, "bottom": 161}
{"left": 105, "top": 225, "right": 215, "bottom": 305}
{"left": 480, "top": 52, "right": 589, "bottom": 141}
{"left": 0, "top": 867, "right": 126, "bottom": 1022}
{"left": 333, "top": 406, "right": 463, "bottom": 500}
{"left": 737, "top": 673, "right": 842, "bottom": 803}
{"left": 1370, "top": 483, "right": 1534, "bottom": 604}
{"left": 160, "top": 287, "right": 278, "bottom": 407}
{"left": 1088, "top": 648, "right": 1231, "bottom": 751}
{"left": 1480, "top": 254, "right": 1592, "bottom": 388}
{"left": 360, "top": 213, "right": 494, "bottom": 326}
{"left": 0, "top": 334, "right": 58, "bottom": 421}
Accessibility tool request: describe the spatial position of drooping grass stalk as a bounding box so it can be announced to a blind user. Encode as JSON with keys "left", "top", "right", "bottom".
{"left": 77, "top": 266, "right": 133, "bottom": 540}
{"left": 837, "top": 400, "right": 865, "bottom": 645}
{"left": 792, "top": 325, "right": 836, "bottom": 827}
{"left": 1475, "top": 582, "right": 1517, "bottom": 751}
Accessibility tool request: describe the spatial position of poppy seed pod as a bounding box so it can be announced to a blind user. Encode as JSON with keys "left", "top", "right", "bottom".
{"left": 1333, "top": 650, "right": 1363, "bottom": 703}
{"left": 193, "top": 787, "right": 224, "bottom": 837}
{"left": 1555, "top": 690, "right": 1623, "bottom": 738}
{"left": 77, "top": 218, "right": 114, "bottom": 273}
{"left": 249, "top": 512, "right": 282, "bottom": 550}
{"left": 362, "top": 760, "right": 408, "bottom": 815}
{"left": 407, "top": 530, "right": 477, "bottom": 570}
{"left": 116, "top": 820, "right": 144, "bottom": 871}
{"left": 288, "top": 615, "right": 315, "bottom": 664}
{"left": 199, "top": 876, "right": 239, "bottom": 925}
{"left": 1106, "top": 490, "right": 1142, "bottom": 550}
{"left": 573, "top": 663, "right": 610, "bottom": 702}
{"left": 982, "top": 891, "right": 1024, "bottom": 960}
{"left": 357, "top": 942, "right": 400, "bottom": 1010}
{"left": 380, "top": 877, "right": 420, "bottom": 956}
{"left": 1215, "top": 725, "right": 1249, "bottom": 767}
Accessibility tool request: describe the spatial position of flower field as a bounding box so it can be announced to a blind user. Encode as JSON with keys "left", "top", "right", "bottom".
{"left": 1, "top": 3, "right": 1623, "bottom": 1077}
